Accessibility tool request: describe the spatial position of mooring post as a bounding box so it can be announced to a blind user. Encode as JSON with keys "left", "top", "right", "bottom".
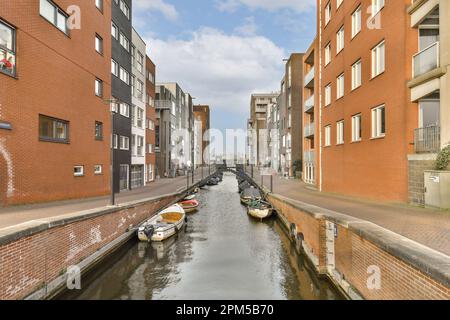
{"left": 187, "top": 171, "right": 190, "bottom": 189}
{"left": 251, "top": 165, "right": 254, "bottom": 179}
{"left": 192, "top": 168, "right": 194, "bottom": 184}
{"left": 270, "top": 175, "right": 273, "bottom": 193}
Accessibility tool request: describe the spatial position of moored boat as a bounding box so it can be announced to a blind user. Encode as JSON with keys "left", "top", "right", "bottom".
{"left": 247, "top": 200, "right": 273, "bottom": 220}
{"left": 137, "top": 204, "right": 186, "bottom": 242}
{"left": 240, "top": 187, "right": 262, "bottom": 206}
{"left": 179, "top": 199, "right": 200, "bottom": 213}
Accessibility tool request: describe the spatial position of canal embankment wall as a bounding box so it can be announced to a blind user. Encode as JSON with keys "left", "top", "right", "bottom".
{"left": 0, "top": 175, "right": 216, "bottom": 300}
{"left": 267, "top": 193, "right": 450, "bottom": 300}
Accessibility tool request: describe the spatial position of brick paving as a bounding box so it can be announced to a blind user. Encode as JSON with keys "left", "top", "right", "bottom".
{"left": 247, "top": 166, "right": 450, "bottom": 255}
{"left": 0, "top": 167, "right": 215, "bottom": 230}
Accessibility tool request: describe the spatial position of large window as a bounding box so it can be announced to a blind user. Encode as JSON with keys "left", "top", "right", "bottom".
{"left": 325, "top": 42, "right": 331, "bottom": 66}
{"left": 0, "top": 20, "right": 16, "bottom": 76}
{"left": 352, "top": 59, "right": 362, "bottom": 90}
{"left": 372, "top": 105, "right": 386, "bottom": 138}
{"left": 336, "top": 73, "right": 345, "bottom": 99}
{"left": 95, "top": 78, "right": 103, "bottom": 97}
{"left": 325, "top": 84, "right": 332, "bottom": 106}
{"left": 372, "top": 41, "right": 385, "bottom": 78}
{"left": 372, "top": 0, "right": 385, "bottom": 17}
{"left": 325, "top": 125, "right": 331, "bottom": 147}
{"left": 352, "top": 6, "right": 362, "bottom": 38}
{"left": 120, "top": 136, "right": 130, "bottom": 150}
{"left": 120, "top": 0, "right": 130, "bottom": 20}
{"left": 137, "top": 52, "right": 144, "bottom": 73}
{"left": 95, "top": 121, "right": 103, "bottom": 140}
{"left": 119, "top": 32, "right": 130, "bottom": 52}
{"left": 39, "top": 115, "right": 69, "bottom": 143}
{"left": 325, "top": 2, "right": 331, "bottom": 25}
{"left": 336, "top": 26, "right": 345, "bottom": 54}
{"left": 352, "top": 114, "right": 362, "bottom": 142}
{"left": 95, "top": 34, "right": 103, "bottom": 54}
{"left": 119, "top": 67, "right": 130, "bottom": 85}
{"left": 336, "top": 120, "right": 344, "bottom": 145}
{"left": 40, "top": 0, "right": 69, "bottom": 34}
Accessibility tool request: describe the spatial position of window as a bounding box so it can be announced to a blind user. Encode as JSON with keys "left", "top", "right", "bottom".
{"left": 95, "top": 79, "right": 103, "bottom": 97}
{"left": 40, "top": 0, "right": 69, "bottom": 34}
{"left": 372, "top": 105, "right": 386, "bottom": 138}
{"left": 95, "top": 34, "right": 103, "bottom": 54}
{"left": 120, "top": 0, "right": 130, "bottom": 19}
{"left": 325, "top": 42, "right": 331, "bottom": 66}
{"left": 120, "top": 136, "right": 130, "bottom": 150}
{"left": 74, "top": 166, "right": 84, "bottom": 177}
{"left": 336, "top": 26, "right": 345, "bottom": 54}
{"left": 131, "top": 45, "right": 135, "bottom": 66}
{"left": 352, "top": 114, "right": 362, "bottom": 142}
{"left": 95, "top": 121, "right": 103, "bottom": 140}
{"left": 336, "top": 73, "right": 344, "bottom": 99}
{"left": 120, "top": 103, "right": 130, "bottom": 117}
{"left": 337, "top": 0, "right": 343, "bottom": 8}
{"left": 352, "top": 6, "right": 362, "bottom": 38}
{"left": 147, "top": 164, "right": 153, "bottom": 181}
{"left": 111, "top": 22, "right": 118, "bottom": 39}
{"left": 372, "top": 41, "right": 385, "bottom": 78}
{"left": 148, "top": 119, "right": 155, "bottom": 130}
{"left": 119, "top": 67, "right": 129, "bottom": 85}
{"left": 147, "top": 71, "right": 154, "bottom": 83}
{"left": 137, "top": 79, "right": 144, "bottom": 100}
{"left": 0, "top": 20, "right": 16, "bottom": 76}
{"left": 148, "top": 144, "right": 153, "bottom": 154}
{"left": 352, "top": 59, "right": 362, "bottom": 90}
{"left": 131, "top": 75, "right": 135, "bottom": 95}
{"left": 337, "top": 121, "right": 344, "bottom": 145}
{"left": 111, "top": 59, "right": 118, "bottom": 76}
{"left": 137, "top": 108, "right": 144, "bottom": 128}
{"left": 325, "top": 125, "right": 331, "bottom": 147}
{"left": 119, "top": 32, "right": 130, "bottom": 52}
{"left": 94, "top": 165, "right": 103, "bottom": 175}
{"left": 137, "top": 136, "right": 144, "bottom": 156}
{"left": 325, "top": 2, "right": 331, "bottom": 25}
{"left": 372, "top": 0, "right": 384, "bottom": 17}
{"left": 39, "top": 115, "right": 69, "bottom": 143}
{"left": 325, "top": 84, "right": 332, "bottom": 106}
{"left": 112, "top": 134, "right": 118, "bottom": 149}
{"left": 137, "top": 52, "right": 144, "bottom": 73}
{"left": 96, "top": 0, "right": 103, "bottom": 11}
{"left": 111, "top": 99, "right": 119, "bottom": 113}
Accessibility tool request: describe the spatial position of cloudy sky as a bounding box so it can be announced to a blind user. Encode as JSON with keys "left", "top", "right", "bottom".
{"left": 133, "top": 0, "right": 317, "bottom": 132}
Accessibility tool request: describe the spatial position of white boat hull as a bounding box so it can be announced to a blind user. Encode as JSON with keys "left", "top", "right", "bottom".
{"left": 248, "top": 208, "right": 273, "bottom": 220}
{"left": 137, "top": 204, "right": 186, "bottom": 242}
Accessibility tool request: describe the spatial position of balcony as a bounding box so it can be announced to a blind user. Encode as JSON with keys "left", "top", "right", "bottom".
{"left": 155, "top": 100, "right": 173, "bottom": 110}
{"left": 304, "top": 150, "right": 315, "bottom": 163}
{"left": 304, "top": 95, "right": 315, "bottom": 113}
{"left": 413, "top": 42, "right": 439, "bottom": 78}
{"left": 304, "top": 66, "right": 315, "bottom": 88}
{"left": 304, "top": 122, "right": 315, "bottom": 138}
{"left": 414, "top": 125, "right": 441, "bottom": 153}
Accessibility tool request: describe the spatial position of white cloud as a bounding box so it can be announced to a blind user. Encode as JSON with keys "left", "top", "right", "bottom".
{"left": 234, "top": 16, "right": 258, "bottom": 36}
{"left": 134, "top": 0, "right": 179, "bottom": 21}
{"left": 146, "top": 28, "right": 284, "bottom": 120}
{"left": 216, "top": 0, "right": 315, "bottom": 13}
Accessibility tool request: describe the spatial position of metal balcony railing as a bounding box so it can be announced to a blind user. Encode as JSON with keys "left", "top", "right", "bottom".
{"left": 304, "top": 122, "right": 315, "bottom": 137}
{"left": 414, "top": 125, "right": 441, "bottom": 153}
{"left": 304, "top": 66, "right": 315, "bottom": 88}
{"left": 304, "top": 150, "right": 315, "bottom": 163}
{"left": 413, "top": 42, "right": 439, "bottom": 78}
{"left": 155, "top": 100, "right": 174, "bottom": 110}
{"left": 304, "top": 95, "right": 315, "bottom": 113}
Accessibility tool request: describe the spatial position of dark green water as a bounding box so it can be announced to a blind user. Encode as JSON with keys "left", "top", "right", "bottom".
{"left": 59, "top": 174, "right": 341, "bottom": 300}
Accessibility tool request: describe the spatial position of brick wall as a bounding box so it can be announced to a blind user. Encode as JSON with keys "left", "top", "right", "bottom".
{"left": 268, "top": 194, "right": 450, "bottom": 300}
{"left": 0, "top": 195, "right": 177, "bottom": 300}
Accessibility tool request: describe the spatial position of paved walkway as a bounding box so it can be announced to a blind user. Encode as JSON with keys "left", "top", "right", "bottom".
{"left": 0, "top": 167, "right": 215, "bottom": 230}
{"left": 246, "top": 167, "right": 450, "bottom": 255}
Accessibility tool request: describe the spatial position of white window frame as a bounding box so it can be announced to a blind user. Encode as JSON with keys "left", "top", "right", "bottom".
{"left": 351, "top": 59, "right": 362, "bottom": 90}
{"left": 95, "top": 34, "right": 103, "bottom": 54}
{"left": 94, "top": 165, "right": 103, "bottom": 175}
{"left": 371, "top": 105, "right": 386, "bottom": 138}
{"left": 337, "top": 120, "right": 345, "bottom": 145}
{"left": 111, "top": 59, "right": 118, "bottom": 76}
{"left": 352, "top": 6, "right": 362, "bottom": 38}
{"left": 325, "top": 125, "right": 331, "bottom": 147}
{"left": 120, "top": 136, "right": 130, "bottom": 150}
{"left": 325, "top": 42, "right": 331, "bottom": 66}
{"left": 74, "top": 166, "right": 84, "bottom": 177}
{"left": 352, "top": 114, "right": 362, "bottom": 142}
{"left": 371, "top": 0, "right": 385, "bottom": 17}
{"left": 325, "top": 2, "right": 332, "bottom": 25}
{"left": 371, "top": 40, "right": 385, "bottom": 78}
{"left": 336, "top": 26, "right": 345, "bottom": 54}
{"left": 325, "top": 84, "right": 332, "bottom": 106}
{"left": 336, "top": 73, "right": 344, "bottom": 99}
{"left": 95, "top": 79, "right": 103, "bottom": 97}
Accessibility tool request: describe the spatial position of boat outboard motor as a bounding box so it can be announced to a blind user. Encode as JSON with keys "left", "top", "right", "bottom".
{"left": 144, "top": 225, "right": 155, "bottom": 239}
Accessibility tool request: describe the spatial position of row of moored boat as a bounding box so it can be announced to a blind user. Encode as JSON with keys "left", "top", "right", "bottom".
{"left": 237, "top": 175, "right": 274, "bottom": 221}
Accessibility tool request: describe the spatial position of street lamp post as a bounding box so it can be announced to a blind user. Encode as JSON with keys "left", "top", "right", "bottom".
{"left": 104, "top": 98, "right": 119, "bottom": 206}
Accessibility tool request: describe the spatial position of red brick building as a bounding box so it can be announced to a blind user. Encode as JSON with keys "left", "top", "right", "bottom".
{"left": 145, "top": 55, "right": 157, "bottom": 181}
{"left": 0, "top": 0, "right": 112, "bottom": 205}
{"left": 317, "top": 0, "right": 418, "bottom": 202}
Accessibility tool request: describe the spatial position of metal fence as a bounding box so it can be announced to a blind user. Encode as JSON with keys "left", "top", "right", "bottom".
{"left": 414, "top": 125, "right": 440, "bottom": 153}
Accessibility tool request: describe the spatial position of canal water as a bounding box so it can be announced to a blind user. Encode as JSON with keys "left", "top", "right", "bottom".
{"left": 59, "top": 174, "right": 341, "bottom": 300}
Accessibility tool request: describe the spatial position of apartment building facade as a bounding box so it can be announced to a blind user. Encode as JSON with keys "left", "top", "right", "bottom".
{"left": 280, "top": 54, "right": 304, "bottom": 178}
{"left": 0, "top": 0, "right": 112, "bottom": 205}
{"left": 193, "top": 105, "right": 211, "bottom": 165}
{"left": 407, "top": 0, "right": 450, "bottom": 205}
{"left": 145, "top": 56, "right": 157, "bottom": 182}
{"left": 130, "top": 28, "right": 146, "bottom": 189}
{"left": 247, "top": 94, "right": 278, "bottom": 167}
{"left": 266, "top": 98, "right": 280, "bottom": 172}
{"left": 303, "top": 39, "right": 320, "bottom": 186}
{"left": 111, "top": 0, "right": 132, "bottom": 193}
{"left": 317, "top": 0, "right": 418, "bottom": 202}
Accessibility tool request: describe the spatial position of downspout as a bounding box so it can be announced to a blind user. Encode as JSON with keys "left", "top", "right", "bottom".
{"left": 319, "top": 0, "right": 323, "bottom": 192}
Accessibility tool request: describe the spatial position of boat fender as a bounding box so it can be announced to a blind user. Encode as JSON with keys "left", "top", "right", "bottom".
{"left": 290, "top": 223, "right": 297, "bottom": 240}
{"left": 184, "top": 216, "right": 188, "bottom": 223}
{"left": 296, "top": 232, "right": 305, "bottom": 251}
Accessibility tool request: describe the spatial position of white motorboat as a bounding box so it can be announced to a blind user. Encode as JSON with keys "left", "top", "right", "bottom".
{"left": 247, "top": 200, "right": 273, "bottom": 220}
{"left": 137, "top": 204, "right": 186, "bottom": 242}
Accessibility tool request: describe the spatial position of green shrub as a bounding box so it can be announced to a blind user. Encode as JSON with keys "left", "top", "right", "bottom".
{"left": 435, "top": 145, "right": 450, "bottom": 170}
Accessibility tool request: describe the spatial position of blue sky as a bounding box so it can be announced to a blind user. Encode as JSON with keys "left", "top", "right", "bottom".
{"left": 133, "top": 0, "right": 317, "bottom": 132}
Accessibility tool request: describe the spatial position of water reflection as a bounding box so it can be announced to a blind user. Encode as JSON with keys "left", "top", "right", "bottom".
{"left": 60, "top": 174, "right": 340, "bottom": 300}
